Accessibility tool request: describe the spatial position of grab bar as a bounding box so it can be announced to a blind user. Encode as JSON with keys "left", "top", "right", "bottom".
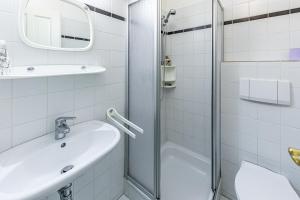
{"left": 106, "top": 108, "right": 144, "bottom": 139}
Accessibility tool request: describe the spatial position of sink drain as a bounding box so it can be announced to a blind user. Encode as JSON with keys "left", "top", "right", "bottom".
{"left": 61, "top": 165, "right": 74, "bottom": 174}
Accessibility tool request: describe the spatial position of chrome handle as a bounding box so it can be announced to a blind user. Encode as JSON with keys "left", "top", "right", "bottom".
{"left": 55, "top": 117, "right": 76, "bottom": 126}
{"left": 288, "top": 147, "right": 300, "bottom": 166}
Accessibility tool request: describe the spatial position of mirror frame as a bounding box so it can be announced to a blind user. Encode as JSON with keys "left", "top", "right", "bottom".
{"left": 19, "top": 0, "right": 94, "bottom": 51}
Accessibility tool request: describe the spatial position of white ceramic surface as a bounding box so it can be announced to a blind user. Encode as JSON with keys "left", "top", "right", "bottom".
{"left": 0, "top": 65, "right": 106, "bottom": 79}
{"left": 235, "top": 161, "right": 300, "bottom": 200}
{"left": 0, "top": 120, "right": 120, "bottom": 200}
{"left": 160, "top": 142, "right": 213, "bottom": 200}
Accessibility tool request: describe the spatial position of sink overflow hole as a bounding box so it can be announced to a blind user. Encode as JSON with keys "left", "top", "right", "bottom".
{"left": 61, "top": 143, "right": 66, "bottom": 148}
{"left": 61, "top": 165, "right": 74, "bottom": 174}
{"left": 27, "top": 67, "right": 35, "bottom": 71}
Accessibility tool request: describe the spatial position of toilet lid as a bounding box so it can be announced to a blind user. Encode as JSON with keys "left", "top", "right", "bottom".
{"left": 235, "top": 161, "right": 299, "bottom": 200}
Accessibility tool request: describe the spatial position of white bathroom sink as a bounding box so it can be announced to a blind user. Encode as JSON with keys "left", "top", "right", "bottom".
{"left": 0, "top": 120, "right": 120, "bottom": 200}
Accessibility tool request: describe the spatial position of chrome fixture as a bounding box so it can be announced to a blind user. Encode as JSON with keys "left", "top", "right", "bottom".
{"left": 162, "top": 9, "right": 176, "bottom": 27}
{"left": 288, "top": 147, "right": 300, "bottom": 166}
{"left": 0, "top": 40, "right": 10, "bottom": 74}
{"left": 58, "top": 183, "right": 73, "bottom": 200}
{"left": 61, "top": 165, "right": 74, "bottom": 174}
{"left": 55, "top": 117, "right": 76, "bottom": 140}
{"left": 27, "top": 67, "right": 35, "bottom": 71}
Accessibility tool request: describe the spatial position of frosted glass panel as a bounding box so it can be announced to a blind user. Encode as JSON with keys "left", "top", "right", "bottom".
{"left": 128, "top": 0, "right": 156, "bottom": 194}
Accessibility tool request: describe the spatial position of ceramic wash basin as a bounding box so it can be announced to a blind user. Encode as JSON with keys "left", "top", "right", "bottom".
{"left": 0, "top": 121, "right": 120, "bottom": 200}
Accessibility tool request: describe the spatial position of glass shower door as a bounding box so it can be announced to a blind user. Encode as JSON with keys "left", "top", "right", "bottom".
{"left": 126, "top": 0, "right": 160, "bottom": 199}
{"left": 126, "top": 0, "right": 223, "bottom": 199}
{"left": 212, "top": 0, "right": 224, "bottom": 194}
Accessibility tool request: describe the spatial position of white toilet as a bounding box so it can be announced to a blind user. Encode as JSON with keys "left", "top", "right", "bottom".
{"left": 235, "top": 161, "right": 299, "bottom": 200}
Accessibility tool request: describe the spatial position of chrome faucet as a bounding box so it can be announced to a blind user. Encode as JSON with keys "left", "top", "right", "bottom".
{"left": 0, "top": 40, "right": 10, "bottom": 75}
{"left": 55, "top": 117, "right": 76, "bottom": 140}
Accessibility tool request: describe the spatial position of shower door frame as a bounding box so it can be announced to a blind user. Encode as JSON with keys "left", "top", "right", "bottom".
{"left": 125, "top": 0, "right": 161, "bottom": 199}
{"left": 125, "top": 0, "right": 223, "bottom": 199}
{"left": 212, "top": 0, "right": 224, "bottom": 197}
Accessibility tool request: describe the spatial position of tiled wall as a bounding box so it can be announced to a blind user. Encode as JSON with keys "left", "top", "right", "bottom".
{"left": 161, "top": 0, "right": 212, "bottom": 157}
{"left": 222, "top": 0, "right": 300, "bottom": 61}
{"left": 221, "top": 61, "right": 300, "bottom": 199}
{"left": 0, "top": 0, "right": 127, "bottom": 199}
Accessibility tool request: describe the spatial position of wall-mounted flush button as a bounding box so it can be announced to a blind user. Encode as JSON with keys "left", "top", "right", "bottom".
{"left": 239, "top": 78, "right": 250, "bottom": 99}
{"left": 278, "top": 80, "right": 291, "bottom": 105}
{"left": 240, "top": 78, "right": 291, "bottom": 106}
{"left": 249, "top": 79, "right": 277, "bottom": 104}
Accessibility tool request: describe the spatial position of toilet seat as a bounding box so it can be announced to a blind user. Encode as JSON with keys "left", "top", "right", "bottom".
{"left": 235, "top": 161, "right": 299, "bottom": 200}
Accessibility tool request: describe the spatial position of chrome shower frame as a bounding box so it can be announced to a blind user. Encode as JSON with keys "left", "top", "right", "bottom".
{"left": 212, "top": 0, "right": 224, "bottom": 198}
{"left": 125, "top": 0, "right": 224, "bottom": 199}
{"left": 125, "top": 0, "right": 161, "bottom": 199}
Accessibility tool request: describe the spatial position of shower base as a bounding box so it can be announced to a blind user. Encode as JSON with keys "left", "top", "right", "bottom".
{"left": 161, "top": 142, "right": 213, "bottom": 200}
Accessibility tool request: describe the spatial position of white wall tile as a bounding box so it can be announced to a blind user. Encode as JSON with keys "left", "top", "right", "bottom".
{"left": 13, "top": 95, "right": 47, "bottom": 125}
{"left": 0, "top": 128, "right": 12, "bottom": 152}
{"left": 223, "top": 0, "right": 300, "bottom": 61}
{"left": 0, "top": 12, "right": 18, "bottom": 42}
{"left": 74, "top": 107, "right": 94, "bottom": 124}
{"left": 75, "top": 87, "right": 95, "bottom": 109}
{"left": 0, "top": 0, "right": 16, "bottom": 13}
{"left": 233, "top": 2, "right": 249, "bottom": 19}
{"left": 75, "top": 183, "right": 93, "bottom": 200}
{"left": 11, "top": 43, "right": 48, "bottom": 66}
{"left": 12, "top": 119, "right": 46, "bottom": 146}
{"left": 13, "top": 78, "right": 47, "bottom": 98}
{"left": 0, "top": 99, "right": 12, "bottom": 129}
{"left": 268, "top": 0, "right": 290, "bottom": 13}
{"left": 291, "top": 0, "right": 300, "bottom": 8}
{"left": 0, "top": 80, "right": 12, "bottom": 99}
{"left": 282, "top": 107, "right": 300, "bottom": 129}
{"left": 249, "top": 0, "right": 268, "bottom": 16}
{"left": 48, "top": 91, "right": 74, "bottom": 116}
{"left": 74, "top": 169, "right": 94, "bottom": 193}
{"left": 111, "top": 0, "right": 127, "bottom": 17}
{"left": 258, "top": 139, "right": 280, "bottom": 163}
{"left": 221, "top": 61, "right": 300, "bottom": 197}
{"left": 110, "top": 51, "right": 126, "bottom": 67}
{"left": 75, "top": 75, "right": 97, "bottom": 89}
{"left": 258, "top": 121, "right": 281, "bottom": 143}
{"left": 48, "top": 76, "right": 75, "bottom": 93}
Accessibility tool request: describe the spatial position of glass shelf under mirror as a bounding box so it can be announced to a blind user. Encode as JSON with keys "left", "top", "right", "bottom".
{"left": 0, "top": 65, "right": 106, "bottom": 79}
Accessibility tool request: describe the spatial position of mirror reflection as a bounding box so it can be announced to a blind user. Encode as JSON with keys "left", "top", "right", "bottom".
{"left": 23, "top": 0, "right": 91, "bottom": 50}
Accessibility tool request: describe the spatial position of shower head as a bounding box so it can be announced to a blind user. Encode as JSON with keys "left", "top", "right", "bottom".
{"left": 163, "top": 9, "right": 176, "bottom": 25}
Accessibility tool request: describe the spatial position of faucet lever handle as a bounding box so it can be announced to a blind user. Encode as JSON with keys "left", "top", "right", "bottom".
{"left": 59, "top": 117, "right": 76, "bottom": 120}
{"left": 55, "top": 117, "right": 76, "bottom": 126}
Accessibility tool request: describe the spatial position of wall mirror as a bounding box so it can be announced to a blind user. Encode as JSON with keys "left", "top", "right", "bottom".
{"left": 19, "top": 0, "right": 94, "bottom": 51}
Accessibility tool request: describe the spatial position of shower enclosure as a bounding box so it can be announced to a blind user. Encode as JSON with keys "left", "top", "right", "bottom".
{"left": 126, "top": 0, "right": 223, "bottom": 199}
